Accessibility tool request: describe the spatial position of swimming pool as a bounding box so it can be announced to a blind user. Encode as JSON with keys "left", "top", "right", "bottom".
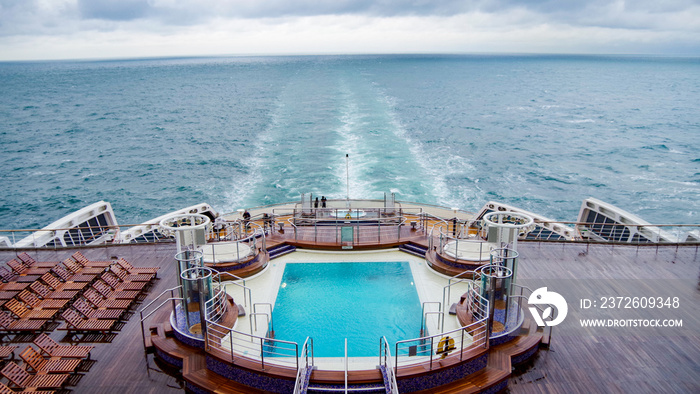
{"left": 272, "top": 261, "right": 422, "bottom": 357}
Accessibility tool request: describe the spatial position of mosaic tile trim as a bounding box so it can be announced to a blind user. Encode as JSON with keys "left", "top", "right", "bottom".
{"left": 481, "top": 378, "right": 509, "bottom": 394}
{"left": 397, "top": 353, "right": 487, "bottom": 392}
{"left": 155, "top": 348, "right": 183, "bottom": 368}
{"left": 206, "top": 354, "right": 295, "bottom": 393}
{"left": 186, "top": 381, "right": 209, "bottom": 394}
{"left": 511, "top": 345, "right": 539, "bottom": 365}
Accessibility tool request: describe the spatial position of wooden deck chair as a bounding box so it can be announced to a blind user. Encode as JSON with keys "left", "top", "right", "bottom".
{"left": 0, "top": 267, "right": 18, "bottom": 283}
{"left": 83, "top": 288, "right": 132, "bottom": 310}
{"left": 71, "top": 251, "right": 113, "bottom": 268}
{"left": 73, "top": 298, "right": 124, "bottom": 320}
{"left": 6, "top": 259, "right": 50, "bottom": 276}
{"left": 101, "top": 271, "right": 147, "bottom": 292}
{"left": 53, "top": 259, "right": 97, "bottom": 282}
{"left": 0, "top": 291, "right": 19, "bottom": 301}
{"left": 30, "top": 282, "right": 78, "bottom": 301}
{"left": 0, "top": 345, "right": 17, "bottom": 360}
{"left": 110, "top": 264, "right": 153, "bottom": 283}
{"left": 17, "top": 252, "right": 59, "bottom": 268}
{"left": 66, "top": 257, "right": 105, "bottom": 275}
{"left": 59, "top": 308, "right": 116, "bottom": 334}
{"left": 18, "top": 290, "right": 69, "bottom": 310}
{"left": 1, "top": 361, "right": 68, "bottom": 390}
{"left": 19, "top": 346, "right": 81, "bottom": 374}
{"left": 62, "top": 259, "right": 101, "bottom": 278}
{"left": 0, "top": 381, "right": 54, "bottom": 394}
{"left": 33, "top": 333, "right": 93, "bottom": 359}
{"left": 40, "top": 272, "right": 87, "bottom": 292}
{"left": 0, "top": 311, "right": 46, "bottom": 332}
{"left": 0, "top": 282, "right": 29, "bottom": 292}
{"left": 92, "top": 280, "right": 139, "bottom": 300}
{"left": 115, "top": 258, "right": 159, "bottom": 277}
{"left": 3, "top": 299, "right": 57, "bottom": 320}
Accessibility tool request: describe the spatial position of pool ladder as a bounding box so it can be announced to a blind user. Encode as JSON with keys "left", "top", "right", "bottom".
{"left": 420, "top": 302, "right": 443, "bottom": 337}
{"left": 250, "top": 303, "right": 274, "bottom": 342}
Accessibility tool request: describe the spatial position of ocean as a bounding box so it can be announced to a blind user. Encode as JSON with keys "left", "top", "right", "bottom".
{"left": 0, "top": 54, "right": 698, "bottom": 230}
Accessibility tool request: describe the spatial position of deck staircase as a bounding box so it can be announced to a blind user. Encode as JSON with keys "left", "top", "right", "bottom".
{"left": 398, "top": 242, "right": 428, "bottom": 257}
{"left": 268, "top": 244, "right": 297, "bottom": 259}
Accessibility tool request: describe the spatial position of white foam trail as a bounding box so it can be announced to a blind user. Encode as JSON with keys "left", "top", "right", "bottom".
{"left": 332, "top": 80, "right": 375, "bottom": 200}
{"left": 221, "top": 97, "right": 284, "bottom": 213}
{"left": 379, "top": 89, "right": 471, "bottom": 208}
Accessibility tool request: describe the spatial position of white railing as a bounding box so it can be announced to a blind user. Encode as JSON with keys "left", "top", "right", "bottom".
{"left": 2, "top": 220, "right": 699, "bottom": 250}
{"left": 207, "top": 221, "right": 265, "bottom": 265}
{"left": 138, "top": 285, "right": 183, "bottom": 348}
{"left": 293, "top": 337, "right": 314, "bottom": 394}
{"left": 213, "top": 271, "right": 252, "bottom": 310}
{"left": 394, "top": 285, "right": 489, "bottom": 373}
{"left": 379, "top": 336, "right": 399, "bottom": 394}
{"left": 287, "top": 215, "right": 410, "bottom": 245}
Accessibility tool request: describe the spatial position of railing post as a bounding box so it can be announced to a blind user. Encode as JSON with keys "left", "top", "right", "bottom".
{"left": 260, "top": 337, "right": 265, "bottom": 370}
{"left": 230, "top": 330, "right": 234, "bottom": 362}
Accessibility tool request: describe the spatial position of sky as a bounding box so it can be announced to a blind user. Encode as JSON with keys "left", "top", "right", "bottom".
{"left": 0, "top": 0, "right": 699, "bottom": 61}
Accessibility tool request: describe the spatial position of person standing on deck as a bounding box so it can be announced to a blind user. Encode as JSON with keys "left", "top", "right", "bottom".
{"left": 321, "top": 196, "right": 327, "bottom": 208}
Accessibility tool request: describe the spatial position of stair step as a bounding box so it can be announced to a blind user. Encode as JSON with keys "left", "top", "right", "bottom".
{"left": 269, "top": 245, "right": 296, "bottom": 259}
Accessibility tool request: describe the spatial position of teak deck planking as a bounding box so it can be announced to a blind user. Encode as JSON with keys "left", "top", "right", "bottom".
{"left": 0, "top": 238, "right": 698, "bottom": 393}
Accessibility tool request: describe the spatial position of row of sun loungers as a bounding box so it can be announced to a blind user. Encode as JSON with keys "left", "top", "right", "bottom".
{"left": 0, "top": 334, "right": 93, "bottom": 392}
{"left": 0, "top": 252, "right": 158, "bottom": 338}
{"left": 0, "top": 251, "right": 157, "bottom": 392}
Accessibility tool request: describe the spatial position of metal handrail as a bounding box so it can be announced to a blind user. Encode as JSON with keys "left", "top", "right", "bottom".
{"left": 442, "top": 274, "right": 473, "bottom": 330}
{"left": 138, "top": 285, "right": 183, "bottom": 349}
{"left": 205, "top": 318, "right": 300, "bottom": 370}
{"left": 420, "top": 301, "right": 442, "bottom": 336}
{"left": 379, "top": 336, "right": 399, "bottom": 394}
{"left": 204, "top": 287, "right": 229, "bottom": 324}
{"left": 287, "top": 215, "right": 409, "bottom": 245}
{"left": 293, "top": 337, "right": 314, "bottom": 394}
{"left": 395, "top": 286, "right": 489, "bottom": 373}
{"left": 214, "top": 271, "right": 252, "bottom": 308}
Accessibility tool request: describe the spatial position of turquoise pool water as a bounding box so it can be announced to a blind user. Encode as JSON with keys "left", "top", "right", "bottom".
{"left": 273, "top": 262, "right": 422, "bottom": 357}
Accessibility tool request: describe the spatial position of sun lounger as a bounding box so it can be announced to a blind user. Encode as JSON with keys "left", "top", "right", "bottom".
{"left": 71, "top": 251, "right": 113, "bottom": 268}
{"left": 40, "top": 272, "right": 87, "bottom": 292}
{"left": 18, "top": 290, "right": 69, "bottom": 310}
{"left": 17, "top": 252, "right": 59, "bottom": 268}
{"left": 63, "top": 259, "right": 102, "bottom": 278}
{"left": 73, "top": 298, "right": 124, "bottom": 320}
{"left": 110, "top": 264, "right": 154, "bottom": 283}
{"left": 0, "top": 345, "right": 18, "bottom": 360}
{"left": 1, "top": 361, "right": 68, "bottom": 390}
{"left": 29, "top": 282, "right": 78, "bottom": 301}
{"left": 83, "top": 289, "right": 132, "bottom": 310}
{"left": 19, "top": 346, "right": 82, "bottom": 374}
{"left": 59, "top": 308, "right": 117, "bottom": 334}
{"left": 6, "top": 259, "right": 51, "bottom": 276}
{"left": 92, "top": 280, "right": 139, "bottom": 300}
{"left": 0, "top": 311, "right": 46, "bottom": 332}
{"left": 33, "top": 333, "right": 93, "bottom": 359}
{"left": 4, "top": 299, "right": 58, "bottom": 320}
{"left": 101, "top": 271, "right": 147, "bottom": 292}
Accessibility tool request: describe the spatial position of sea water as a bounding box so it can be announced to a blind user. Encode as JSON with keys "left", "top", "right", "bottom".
{"left": 0, "top": 54, "right": 698, "bottom": 229}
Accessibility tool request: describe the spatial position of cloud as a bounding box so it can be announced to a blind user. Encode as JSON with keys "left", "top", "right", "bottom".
{"left": 0, "top": 0, "right": 698, "bottom": 60}
{"left": 77, "top": 0, "right": 150, "bottom": 21}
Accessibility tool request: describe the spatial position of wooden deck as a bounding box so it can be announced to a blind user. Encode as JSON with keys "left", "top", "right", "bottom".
{"left": 0, "top": 239, "right": 698, "bottom": 393}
